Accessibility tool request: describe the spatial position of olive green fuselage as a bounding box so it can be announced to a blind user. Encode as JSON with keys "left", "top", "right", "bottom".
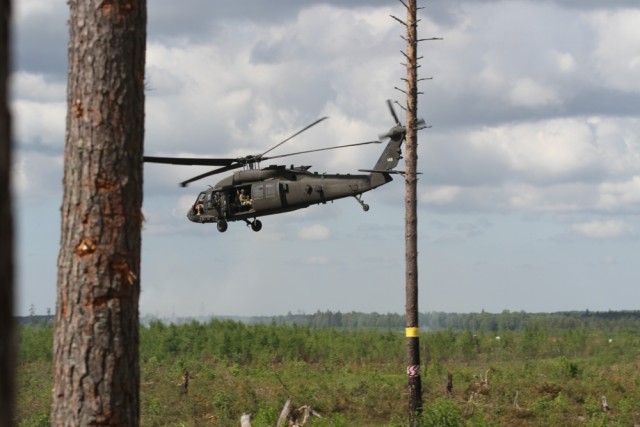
{"left": 187, "top": 132, "right": 404, "bottom": 230}
{"left": 188, "top": 168, "right": 387, "bottom": 223}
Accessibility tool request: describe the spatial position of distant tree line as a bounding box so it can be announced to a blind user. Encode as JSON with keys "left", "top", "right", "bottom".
{"left": 248, "top": 310, "right": 640, "bottom": 332}
{"left": 19, "top": 309, "right": 640, "bottom": 333}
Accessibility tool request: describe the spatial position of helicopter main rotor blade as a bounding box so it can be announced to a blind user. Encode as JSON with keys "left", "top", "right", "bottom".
{"left": 263, "top": 140, "right": 382, "bottom": 162}
{"left": 179, "top": 163, "right": 243, "bottom": 187}
{"left": 386, "top": 99, "right": 401, "bottom": 126}
{"left": 147, "top": 116, "right": 331, "bottom": 187}
{"left": 259, "top": 116, "right": 328, "bottom": 158}
{"left": 144, "top": 156, "right": 235, "bottom": 167}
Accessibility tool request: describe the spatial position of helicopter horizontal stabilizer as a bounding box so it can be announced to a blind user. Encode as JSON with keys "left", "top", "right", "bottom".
{"left": 358, "top": 169, "right": 422, "bottom": 175}
{"left": 359, "top": 168, "right": 401, "bottom": 174}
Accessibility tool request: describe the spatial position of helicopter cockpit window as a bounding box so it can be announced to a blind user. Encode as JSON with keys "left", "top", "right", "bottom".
{"left": 194, "top": 192, "right": 207, "bottom": 215}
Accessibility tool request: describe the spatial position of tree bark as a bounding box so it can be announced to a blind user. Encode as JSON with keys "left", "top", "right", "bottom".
{"left": 52, "top": 1, "right": 146, "bottom": 425}
{"left": 0, "top": 1, "right": 14, "bottom": 426}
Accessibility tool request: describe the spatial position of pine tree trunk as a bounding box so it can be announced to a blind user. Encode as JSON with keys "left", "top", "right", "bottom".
{"left": 52, "top": 1, "right": 146, "bottom": 425}
{"left": 0, "top": 1, "right": 15, "bottom": 425}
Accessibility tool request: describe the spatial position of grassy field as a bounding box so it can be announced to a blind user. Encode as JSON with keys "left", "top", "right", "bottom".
{"left": 15, "top": 316, "right": 640, "bottom": 426}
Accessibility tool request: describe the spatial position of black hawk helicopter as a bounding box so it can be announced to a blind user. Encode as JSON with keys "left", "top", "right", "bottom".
{"left": 144, "top": 101, "right": 421, "bottom": 232}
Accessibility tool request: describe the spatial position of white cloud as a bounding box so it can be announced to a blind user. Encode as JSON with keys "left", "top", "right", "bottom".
{"left": 509, "top": 78, "right": 561, "bottom": 108}
{"left": 555, "top": 51, "right": 577, "bottom": 73}
{"left": 13, "top": 99, "right": 66, "bottom": 147}
{"left": 420, "top": 185, "right": 460, "bottom": 205}
{"left": 12, "top": 71, "right": 66, "bottom": 102}
{"left": 478, "top": 64, "right": 506, "bottom": 92}
{"left": 422, "top": 115, "right": 640, "bottom": 217}
{"left": 597, "top": 176, "right": 640, "bottom": 211}
{"left": 15, "top": 0, "right": 57, "bottom": 19}
{"left": 143, "top": 4, "right": 408, "bottom": 164}
{"left": 572, "top": 220, "right": 632, "bottom": 239}
{"left": 11, "top": 151, "right": 63, "bottom": 200}
{"left": 590, "top": 9, "right": 640, "bottom": 93}
{"left": 504, "top": 183, "right": 587, "bottom": 213}
{"left": 466, "top": 118, "right": 600, "bottom": 183}
{"left": 298, "top": 224, "right": 331, "bottom": 240}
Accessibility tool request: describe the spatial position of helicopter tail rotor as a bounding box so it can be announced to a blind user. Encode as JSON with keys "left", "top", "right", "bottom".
{"left": 386, "top": 98, "right": 402, "bottom": 126}
{"left": 378, "top": 126, "right": 405, "bottom": 141}
{"left": 378, "top": 99, "right": 426, "bottom": 140}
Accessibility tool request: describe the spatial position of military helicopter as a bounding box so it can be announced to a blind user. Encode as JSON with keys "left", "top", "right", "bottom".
{"left": 144, "top": 101, "right": 421, "bottom": 232}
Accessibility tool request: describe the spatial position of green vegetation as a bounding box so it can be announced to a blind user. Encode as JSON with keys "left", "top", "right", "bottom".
{"left": 16, "top": 311, "right": 640, "bottom": 426}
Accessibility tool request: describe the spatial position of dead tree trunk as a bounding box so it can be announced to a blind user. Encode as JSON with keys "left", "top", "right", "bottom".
{"left": 0, "top": 1, "right": 15, "bottom": 425}
{"left": 394, "top": 1, "right": 441, "bottom": 423}
{"left": 52, "top": 1, "right": 147, "bottom": 425}
{"left": 404, "top": 0, "right": 423, "bottom": 424}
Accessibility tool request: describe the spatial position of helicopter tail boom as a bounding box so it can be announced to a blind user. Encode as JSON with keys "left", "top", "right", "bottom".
{"left": 368, "top": 130, "right": 405, "bottom": 188}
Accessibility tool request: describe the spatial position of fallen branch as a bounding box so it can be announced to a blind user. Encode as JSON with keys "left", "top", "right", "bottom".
{"left": 277, "top": 398, "right": 322, "bottom": 427}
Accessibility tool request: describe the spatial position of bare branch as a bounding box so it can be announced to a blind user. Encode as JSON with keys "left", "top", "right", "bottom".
{"left": 390, "top": 15, "right": 407, "bottom": 26}
{"left": 394, "top": 100, "right": 407, "bottom": 112}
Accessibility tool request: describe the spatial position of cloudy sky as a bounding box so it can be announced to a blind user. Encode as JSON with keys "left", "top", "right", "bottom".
{"left": 13, "top": 0, "right": 640, "bottom": 318}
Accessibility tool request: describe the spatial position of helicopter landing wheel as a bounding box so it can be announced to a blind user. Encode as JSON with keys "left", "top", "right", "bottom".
{"left": 217, "top": 220, "right": 228, "bottom": 232}
{"left": 354, "top": 195, "right": 370, "bottom": 212}
{"left": 251, "top": 220, "right": 262, "bottom": 232}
